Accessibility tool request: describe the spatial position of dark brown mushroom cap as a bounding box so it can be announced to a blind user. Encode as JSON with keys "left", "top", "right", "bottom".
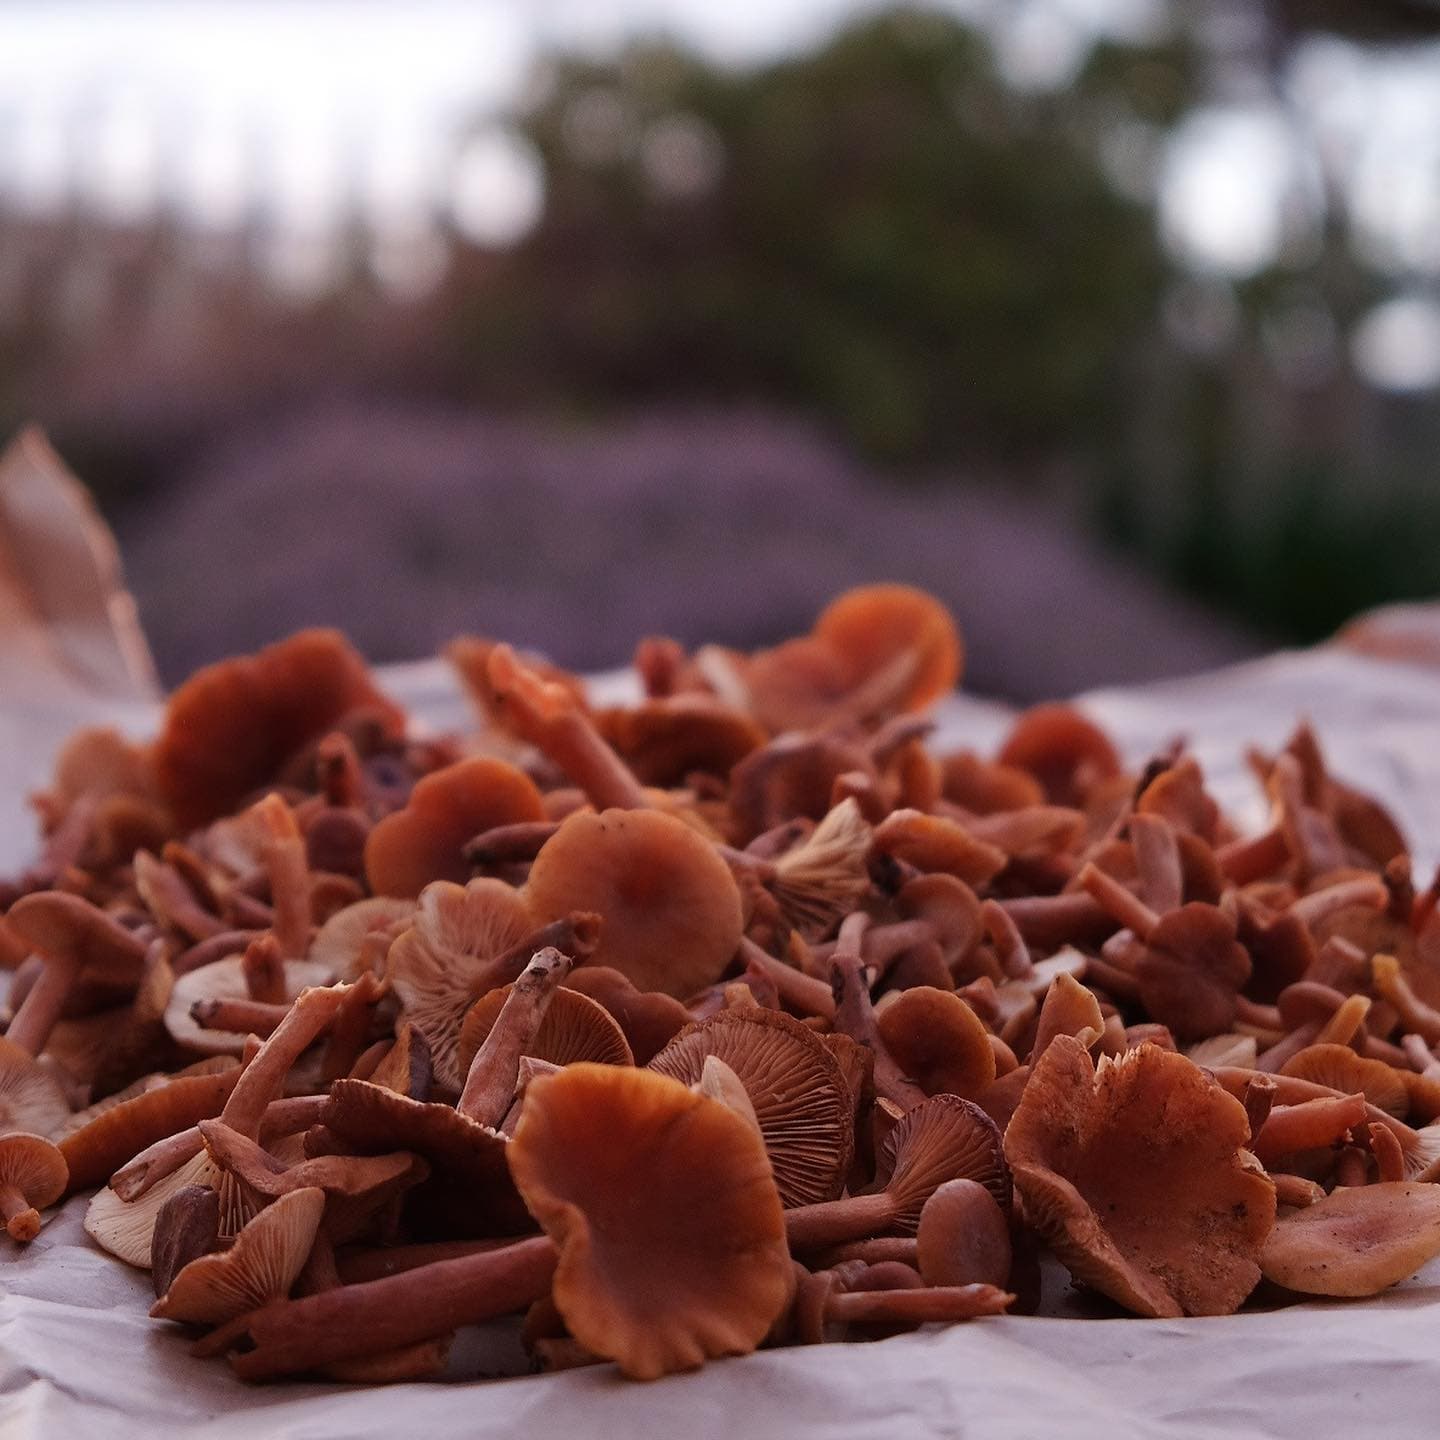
{"left": 364, "top": 757, "right": 546, "bottom": 899}
{"left": 871, "top": 1093, "right": 1011, "bottom": 1228}
{"left": 154, "top": 629, "right": 405, "bottom": 828}
{"left": 0, "top": 1133, "right": 67, "bottom": 1235}
{"left": 6, "top": 891, "right": 148, "bottom": 983}
{"left": 594, "top": 698, "right": 766, "bottom": 787}
{"left": 875, "top": 988, "right": 995, "bottom": 1099}
{"left": 523, "top": 808, "right": 743, "bottom": 998}
{"left": 1136, "top": 904, "right": 1252, "bottom": 1041}
{"left": 508, "top": 1063, "right": 792, "bottom": 1380}
{"left": 648, "top": 1009, "right": 854, "bottom": 1206}
{"left": 456, "top": 985, "right": 634, "bottom": 1077}
{"left": 1005, "top": 1038, "right": 1275, "bottom": 1318}
{"left": 563, "top": 967, "right": 690, "bottom": 1066}
{"left": 319, "top": 1078, "right": 527, "bottom": 1236}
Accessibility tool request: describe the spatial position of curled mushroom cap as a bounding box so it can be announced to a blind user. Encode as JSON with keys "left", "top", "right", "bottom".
{"left": 0, "top": 1133, "right": 67, "bottom": 1241}
{"left": 875, "top": 987, "right": 996, "bottom": 1099}
{"left": 154, "top": 629, "right": 404, "bottom": 827}
{"left": 1005, "top": 1038, "right": 1275, "bottom": 1318}
{"left": 385, "top": 879, "right": 535, "bottom": 1090}
{"left": 151, "top": 1186, "right": 325, "bottom": 1324}
{"left": 1260, "top": 1182, "right": 1440, "bottom": 1297}
{"left": 508, "top": 1063, "right": 792, "bottom": 1380}
{"left": 364, "top": 757, "right": 546, "bottom": 899}
{"left": 648, "top": 1009, "right": 854, "bottom": 1206}
{"left": 457, "top": 984, "right": 633, "bottom": 1077}
{"left": 809, "top": 584, "right": 963, "bottom": 717}
{"left": 1280, "top": 1043, "right": 1409, "bottom": 1119}
{"left": 524, "top": 808, "right": 743, "bottom": 998}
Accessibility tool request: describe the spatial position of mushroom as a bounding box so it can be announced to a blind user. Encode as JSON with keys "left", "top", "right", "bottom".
{"left": 204, "top": 1063, "right": 791, "bottom": 1381}
{"left": 871, "top": 810, "right": 1008, "bottom": 888}
{"left": 1279, "top": 1043, "right": 1408, "bottom": 1119}
{"left": 594, "top": 696, "right": 766, "bottom": 787}
{"left": 563, "top": 966, "right": 691, "bottom": 1065}
{"left": 649, "top": 1008, "right": 854, "bottom": 1206}
{"left": 0, "top": 1133, "right": 67, "bottom": 1240}
{"left": 0, "top": 1038, "right": 72, "bottom": 1138}
{"left": 874, "top": 987, "right": 996, "bottom": 1099}
{"left": 153, "top": 628, "right": 405, "bottom": 828}
{"left": 996, "top": 704, "right": 1120, "bottom": 808}
{"left": 309, "top": 897, "right": 418, "bottom": 980}
{"left": 1005, "top": 1038, "right": 1275, "bottom": 1317}
{"left": 151, "top": 1186, "right": 326, "bottom": 1324}
{"left": 456, "top": 983, "right": 632, "bottom": 1079}
{"left": 364, "top": 757, "right": 546, "bottom": 898}
{"left": 523, "top": 808, "right": 743, "bottom": 998}
{"left": 1260, "top": 1182, "right": 1440, "bottom": 1297}
{"left": 165, "top": 955, "right": 335, "bottom": 1058}
{"left": 785, "top": 1094, "right": 1009, "bottom": 1251}
{"left": 915, "top": 1178, "right": 1012, "bottom": 1290}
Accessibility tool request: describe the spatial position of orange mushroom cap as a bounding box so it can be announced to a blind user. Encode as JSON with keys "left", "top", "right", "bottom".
{"left": 154, "top": 629, "right": 405, "bottom": 828}
{"left": 524, "top": 808, "right": 743, "bottom": 998}
{"left": 1005, "top": 1037, "right": 1275, "bottom": 1317}
{"left": 997, "top": 704, "right": 1120, "bottom": 808}
{"left": 457, "top": 984, "right": 633, "bottom": 1077}
{"left": 508, "top": 1063, "right": 792, "bottom": 1379}
{"left": 875, "top": 987, "right": 996, "bottom": 1099}
{"left": 364, "top": 757, "right": 546, "bottom": 898}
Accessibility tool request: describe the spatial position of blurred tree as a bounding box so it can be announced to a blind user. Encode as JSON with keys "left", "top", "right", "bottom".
{"left": 445, "top": 10, "right": 1199, "bottom": 461}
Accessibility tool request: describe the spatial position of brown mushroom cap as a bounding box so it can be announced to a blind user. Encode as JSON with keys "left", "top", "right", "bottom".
{"left": 1005, "top": 1038, "right": 1275, "bottom": 1318}
{"left": 154, "top": 629, "right": 405, "bottom": 828}
{"left": 810, "top": 584, "right": 963, "bottom": 716}
{"left": 648, "top": 1008, "right": 854, "bottom": 1207}
{"left": 997, "top": 705, "right": 1120, "bottom": 807}
{"left": 1260, "top": 1181, "right": 1440, "bottom": 1296}
{"left": 151, "top": 1186, "right": 325, "bottom": 1324}
{"left": 524, "top": 808, "right": 743, "bottom": 998}
{"left": 872, "top": 1093, "right": 1011, "bottom": 1228}
{"left": 563, "top": 967, "right": 690, "bottom": 1066}
{"left": 871, "top": 810, "right": 1007, "bottom": 888}
{"left": 0, "top": 1133, "right": 68, "bottom": 1240}
{"left": 508, "top": 1063, "right": 792, "bottom": 1380}
{"left": 385, "top": 878, "right": 535, "bottom": 1090}
{"left": 6, "top": 891, "right": 148, "bottom": 983}
{"left": 594, "top": 698, "right": 766, "bottom": 787}
{"left": 1136, "top": 904, "right": 1252, "bottom": 1041}
{"left": 916, "top": 1178, "right": 1012, "bottom": 1290}
{"left": 310, "top": 897, "right": 417, "bottom": 981}
{"left": 364, "top": 757, "right": 546, "bottom": 898}
{"left": 0, "top": 1039, "right": 72, "bottom": 1138}
{"left": 1279, "top": 1043, "right": 1409, "bottom": 1118}
{"left": 875, "top": 987, "right": 996, "bottom": 1099}
{"left": 165, "top": 957, "right": 335, "bottom": 1058}
{"left": 457, "top": 985, "right": 633, "bottom": 1078}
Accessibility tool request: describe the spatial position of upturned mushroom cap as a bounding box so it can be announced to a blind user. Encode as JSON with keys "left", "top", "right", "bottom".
{"left": 524, "top": 808, "right": 743, "bottom": 998}
{"left": 456, "top": 985, "right": 633, "bottom": 1077}
{"left": 0, "top": 1133, "right": 67, "bottom": 1240}
{"left": 875, "top": 987, "right": 996, "bottom": 1099}
{"left": 1280, "top": 1043, "right": 1409, "bottom": 1119}
{"left": 1005, "top": 1038, "right": 1276, "bottom": 1317}
{"left": 871, "top": 1094, "right": 1011, "bottom": 1228}
{"left": 1260, "top": 1181, "right": 1440, "bottom": 1296}
{"left": 385, "top": 879, "right": 535, "bottom": 1090}
{"left": 508, "top": 1063, "right": 792, "bottom": 1380}
{"left": 310, "top": 897, "right": 417, "bottom": 980}
{"left": 364, "top": 757, "right": 546, "bottom": 898}
{"left": 0, "top": 1039, "right": 72, "bottom": 1138}
{"left": 154, "top": 629, "right": 405, "bottom": 827}
{"left": 648, "top": 1008, "right": 854, "bottom": 1206}
{"left": 151, "top": 1186, "right": 325, "bottom": 1324}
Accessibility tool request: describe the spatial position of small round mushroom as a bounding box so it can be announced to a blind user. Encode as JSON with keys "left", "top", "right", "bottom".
{"left": 649, "top": 1008, "right": 854, "bottom": 1206}
{"left": 364, "top": 757, "right": 546, "bottom": 898}
{"left": 0, "top": 1133, "right": 67, "bottom": 1241}
{"left": 874, "top": 987, "right": 996, "bottom": 1099}
{"left": 523, "top": 808, "right": 743, "bottom": 998}
{"left": 916, "top": 1178, "right": 1012, "bottom": 1290}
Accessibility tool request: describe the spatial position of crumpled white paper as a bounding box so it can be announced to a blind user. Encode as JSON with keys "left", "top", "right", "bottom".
{"left": 5, "top": 647, "right": 1440, "bottom": 1440}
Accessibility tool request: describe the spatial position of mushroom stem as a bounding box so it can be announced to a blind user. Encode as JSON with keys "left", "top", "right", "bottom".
{"left": 1077, "top": 863, "right": 1160, "bottom": 939}
{"left": 736, "top": 939, "right": 836, "bottom": 1020}
{"left": 5, "top": 953, "right": 80, "bottom": 1056}
{"left": 0, "top": 1183, "right": 40, "bottom": 1242}
{"left": 825, "top": 1284, "right": 1012, "bottom": 1325}
{"left": 829, "top": 935, "right": 925, "bottom": 1111}
{"left": 241, "top": 934, "right": 287, "bottom": 1005}
{"left": 191, "top": 997, "right": 290, "bottom": 1036}
{"left": 215, "top": 1235, "right": 559, "bottom": 1380}
{"left": 981, "top": 901, "right": 1031, "bottom": 980}
{"left": 482, "top": 914, "right": 602, "bottom": 992}
{"left": 786, "top": 1191, "right": 899, "bottom": 1252}
{"left": 1373, "top": 955, "right": 1440, "bottom": 1044}
{"left": 996, "top": 893, "right": 1116, "bottom": 950}
{"left": 457, "top": 947, "right": 573, "bottom": 1126}
{"left": 335, "top": 1238, "right": 515, "bottom": 1284}
{"left": 1215, "top": 825, "right": 1290, "bottom": 885}
{"left": 487, "top": 645, "right": 649, "bottom": 811}
{"left": 812, "top": 1237, "right": 920, "bottom": 1268}
{"left": 1251, "top": 1095, "right": 1369, "bottom": 1166}
{"left": 1289, "top": 876, "right": 1387, "bottom": 929}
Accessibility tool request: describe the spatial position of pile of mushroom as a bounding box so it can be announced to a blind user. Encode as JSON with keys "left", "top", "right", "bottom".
{"left": 4, "top": 583, "right": 1440, "bottom": 1383}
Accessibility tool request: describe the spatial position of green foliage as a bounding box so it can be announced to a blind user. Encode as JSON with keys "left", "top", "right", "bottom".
{"left": 450, "top": 8, "right": 1190, "bottom": 461}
